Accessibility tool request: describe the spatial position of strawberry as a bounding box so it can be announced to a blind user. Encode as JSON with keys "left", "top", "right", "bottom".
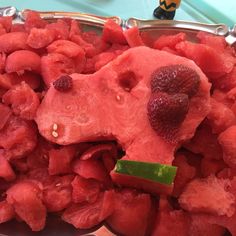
{"left": 150, "top": 64, "right": 200, "bottom": 97}
{"left": 147, "top": 92, "right": 189, "bottom": 142}
{"left": 53, "top": 75, "right": 73, "bottom": 92}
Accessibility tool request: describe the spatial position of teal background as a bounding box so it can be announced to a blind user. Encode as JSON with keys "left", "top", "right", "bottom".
{"left": 1, "top": 0, "right": 236, "bottom": 26}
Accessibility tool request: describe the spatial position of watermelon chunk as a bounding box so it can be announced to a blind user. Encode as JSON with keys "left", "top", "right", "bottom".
{"left": 69, "top": 20, "right": 81, "bottom": 38}
{"left": 151, "top": 197, "right": 190, "bottom": 236}
{"left": 213, "top": 66, "right": 236, "bottom": 92}
{"left": 176, "top": 41, "right": 234, "bottom": 79}
{"left": 172, "top": 154, "right": 196, "bottom": 197}
{"left": 189, "top": 214, "right": 226, "bottom": 236}
{"left": 0, "top": 17, "right": 12, "bottom": 33}
{"left": 94, "top": 52, "right": 116, "bottom": 71}
{"left": 6, "top": 181, "right": 47, "bottom": 231}
{"left": 0, "top": 52, "right": 6, "bottom": 73}
{"left": 0, "top": 115, "right": 37, "bottom": 159}
{"left": 27, "top": 137, "right": 52, "bottom": 169}
{"left": 3, "top": 81, "right": 40, "bottom": 120}
{"left": 45, "top": 19, "right": 69, "bottom": 40}
{"left": 179, "top": 175, "right": 235, "bottom": 217}
{"left": 0, "top": 150, "right": 15, "bottom": 181}
{"left": 197, "top": 31, "right": 227, "bottom": 52}
{"left": 5, "top": 50, "right": 41, "bottom": 74}
{"left": 0, "top": 200, "right": 15, "bottom": 223}
{"left": 0, "top": 72, "right": 41, "bottom": 90}
{"left": 201, "top": 158, "right": 226, "bottom": 177}
{"left": 0, "top": 25, "right": 6, "bottom": 36}
{"left": 207, "top": 97, "right": 236, "bottom": 133}
{"left": 0, "top": 32, "right": 29, "bottom": 53}
{"left": 73, "top": 158, "right": 111, "bottom": 185}
{"left": 184, "top": 122, "right": 223, "bottom": 160}
{"left": 27, "top": 28, "right": 55, "bottom": 49}
{"left": 0, "top": 103, "right": 12, "bottom": 130}
{"left": 47, "top": 40, "right": 85, "bottom": 58}
{"left": 107, "top": 189, "right": 152, "bottom": 236}
{"left": 62, "top": 190, "right": 114, "bottom": 229}
{"left": 80, "top": 143, "right": 117, "bottom": 160}
{"left": 48, "top": 145, "right": 77, "bottom": 175}
{"left": 41, "top": 53, "right": 76, "bottom": 86}
{"left": 218, "top": 125, "right": 236, "bottom": 169}
{"left": 154, "top": 32, "right": 186, "bottom": 50}
{"left": 24, "top": 11, "right": 47, "bottom": 32}
{"left": 71, "top": 34, "right": 97, "bottom": 58}
{"left": 123, "top": 27, "right": 144, "bottom": 47}
{"left": 42, "top": 175, "right": 73, "bottom": 212}
{"left": 71, "top": 175, "right": 101, "bottom": 204}
{"left": 10, "top": 23, "right": 25, "bottom": 33}
{"left": 102, "top": 19, "right": 127, "bottom": 45}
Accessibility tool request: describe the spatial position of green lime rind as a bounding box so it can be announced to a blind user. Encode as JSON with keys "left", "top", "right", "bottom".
{"left": 115, "top": 160, "right": 177, "bottom": 185}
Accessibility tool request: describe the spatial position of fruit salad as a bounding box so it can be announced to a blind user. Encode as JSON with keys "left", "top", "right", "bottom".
{"left": 0, "top": 10, "right": 236, "bottom": 236}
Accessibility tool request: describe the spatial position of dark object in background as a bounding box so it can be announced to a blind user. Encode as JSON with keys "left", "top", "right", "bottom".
{"left": 153, "top": 0, "right": 181, "bottom": 20}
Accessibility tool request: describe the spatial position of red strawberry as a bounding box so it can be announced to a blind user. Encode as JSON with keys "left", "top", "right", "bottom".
{"left": 53, "top": 75, "right": 73, "bottom": 92}
{"left": 150, "top": 64, "right": 200, "bottom": 97}
{"left": 147, "top": 92, "right": 189, "bottom": 142}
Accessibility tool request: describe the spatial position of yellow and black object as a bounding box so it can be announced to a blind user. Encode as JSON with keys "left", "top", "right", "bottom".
{"left": 153, "top": 0, "right": 181, "bottom": 20}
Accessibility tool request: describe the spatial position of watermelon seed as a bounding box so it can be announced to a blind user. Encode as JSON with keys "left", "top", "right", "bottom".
{"left": 55, "top": 183, "right": 61, "bottom": 187}
{"left": 52, "top": 131, "right": 59, "bottom": 138}
{"left": 43, "top": 154, "right": 48, "bottom": 160}
{"left": 52, "top": 123, "right": 58, "bottom": 131}
{"left": 116, "top": 95, "right": 121, "bottom": 101}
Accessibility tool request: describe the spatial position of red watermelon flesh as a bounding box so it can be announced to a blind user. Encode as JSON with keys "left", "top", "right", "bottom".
{"left": 218, "top": 125, "right": 236, "bottom": 169}
{"left": 200, "top": 158, "right": 227, "bottom": 178}
{"left": 172, "top": 153, "right": 196, "bottom": 197}
{"left": 6, "top": 181, "right": 47, "bottom": 231}
{"left": 0, "top": 72, "right": 41, "bottom": 90}
{"left": 71, "top": 175, "right": 101, "bottom": 204}
{"left": 189, "top": 214, "right": 226, "bottom": 236}
{"left": 35, "top": 47, "right": 210, "bottom": 192}
{"left": 47, "top": 40, "right": 85, "bottom": 58}
{"left": 42, "top": 175, "right": 73, "bottom": 212}
{"left": 0, "top": 32, "right": 29, "bottom": 54}
{"left": 80, "top": 143, "right": 117, "bottom": 160}
{"left": 41, "top": 53, "right": 76, "bottom": 86}
{"left": 27, "top": 28, "right": 55, "bottom": 49}
{"left": 24, "top": 11, "right": 47, "bottom": 32}
{"left": 123, "top": 27, "right": 145, "bottom": 48}
{"left": 179, "top": 175, "right": 235, "bottom": 217}
{"left": 176, "top": 41, "right": 235, "bottom": 79}
{"left": 0, "top": 115, "right": 37, "bottom": 159}
{"left": 2, "top": 81, "right": 40, "bottom": 120}
{"left": 106, "top": 189, "right": 152, "bottom": 236}
{"left": 48, "top": 145, "right": 77, "bottom": 175}
{"left": 0, "top": 150, "right": 16, "bottom": 181}
{"left": 197, "top": 31, "right": 227, "bottom": 52}
{"left": 183, "top": 121, "right": 223, "bottom": 160}
{"left": 207, "top": 97, "right": 236, "bottom": 134}
{"left": 62, "top": 190, "right": 114, "bottom": 229}
{"left": 73, "top": 158, "right": 111, "bottom": 187}
{"left": 0, "top": 17, "right": 12, "bottom": 33}
{"left": 153, "top": 32, "right": 186, "bottom": 50}
{"left": 0, "top": 103, "right": 12, "bottom": 130}
{"left": 188, "top": 177, "right": 236, "bottom": 236}
{"left": 151, "top": 197, "right": 190, "bottom": 236}
{"left": 0, "top": 52, "right": 6, "bottom": 73}
{"left": 0, "top": 200, "right": 15, "bottom": 223}
{"left": 26, "top": 137, "right": 52, "bottom": 170}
